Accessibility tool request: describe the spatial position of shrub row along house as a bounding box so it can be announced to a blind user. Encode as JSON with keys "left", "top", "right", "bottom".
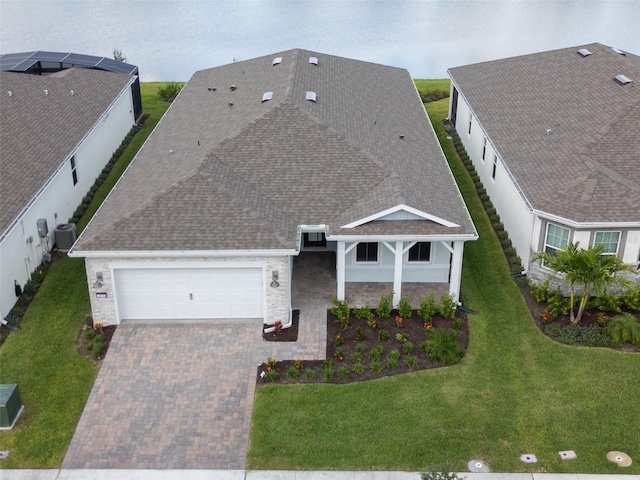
{"left": 448, "top": 42, "right": 640, "bottom": 287}
{"left": 69, "top": 49, "right": 478, "bottom": 326}
{"left": 0, "top": 52, "right": 140, "bottom": 320}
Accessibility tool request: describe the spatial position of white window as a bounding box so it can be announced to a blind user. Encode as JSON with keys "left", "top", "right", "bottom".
{"left": 544, "top": 223, "right": 570, "bottom": 257}
{"left": 594, "top": 231, "right": 620, "bottom": 255}
{"left": 482, "top": 137, "right": 487, "bottom": 161}
{"left": 356, "top": 242, "right": 378, "bottom": 263}
{"left": 408, "top": 242, "right": 431, "bottom": 263}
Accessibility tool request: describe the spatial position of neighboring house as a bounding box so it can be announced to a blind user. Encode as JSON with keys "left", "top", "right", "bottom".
{"left": 70, "top": 49, "right": 477, "bottom": 327}
{"left": 0, "top": 66, "right": 137, "bottom": 320}
{"left": 448, "top": 43, "right": 640, "bottom": 286}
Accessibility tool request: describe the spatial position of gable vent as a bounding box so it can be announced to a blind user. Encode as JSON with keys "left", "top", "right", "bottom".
{"left": 272, "top": 57, "right": 282, "bottom": 66}
{"left": 305, "top": 91, "right": 317, "bottom": 102}
{"left": 611, "top": 47, "right": 627, "bottom": 56}
{"left": 261, "top": 91, "right": 273, "bottom": 102}
{"left": 577, "top": 48, "right": 592, "bottom": 57}
{"left": 614, "top": 74, "right": 632, "bottom": 85}
{"left": 309, "top": 56, "right": 318, "bottom": 65}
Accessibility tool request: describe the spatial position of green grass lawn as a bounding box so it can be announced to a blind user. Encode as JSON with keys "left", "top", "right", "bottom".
{"left": 247, "top": 93, "right": 640, "bottom": 473}
{"left": 0, "top": 83, "right": 172, "bottom": 468}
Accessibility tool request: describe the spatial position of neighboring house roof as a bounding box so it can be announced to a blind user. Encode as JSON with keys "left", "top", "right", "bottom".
{"left": 448, "top": 42, "right": 640, "bottom": 225}
{"left": 0, "top": 51, "right": 138, "bottom": 75}
{"left": 73, "top": 49, "right": 476, "bottom": 253}
{"left": 0, "top": 68, "right": 135, "bottom": 237}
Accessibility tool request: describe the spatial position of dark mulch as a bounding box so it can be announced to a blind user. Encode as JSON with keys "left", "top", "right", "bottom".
{"left": 257, "top": 309, "right": 468, "bottom": 385}
{"left": 75, "top": 315, "right": 117, "bottom": 361}
{"left": 262, "top": 310, "right": 300, "bottom": 342}
{"left": 521, "top": 285, "right": 640, "bottom": 352}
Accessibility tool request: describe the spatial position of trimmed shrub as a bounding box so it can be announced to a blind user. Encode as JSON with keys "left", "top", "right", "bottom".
{"left": 421, "top": 328, "right": 464, "bottom": 365}
{"left": 606, "top": 313, "right": 640, "bottom": 346}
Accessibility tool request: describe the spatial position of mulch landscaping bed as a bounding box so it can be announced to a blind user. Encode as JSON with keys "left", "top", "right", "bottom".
{"left": 262, "top": 310, "right": 300, "bottom": 342}
{"left": 75, "top": 315, "right": 117, "bottom": 362}
{"left": 257, "top": 309, "right": 468, "bottom": 385}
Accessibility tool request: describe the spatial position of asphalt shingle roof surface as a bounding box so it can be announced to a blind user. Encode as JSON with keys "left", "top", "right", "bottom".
{"left": 448, "top": 42, "right": 640, "bottom": 224}
{"left": 0, "top": 68, "right": 134, "bottom": 236}
{"left": 74, "top": 49, "right": 475, "bottom": 252}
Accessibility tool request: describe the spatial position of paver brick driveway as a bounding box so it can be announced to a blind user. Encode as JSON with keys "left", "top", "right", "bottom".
{"left": 63, "top": 321, "right": 267, "bottom": 469}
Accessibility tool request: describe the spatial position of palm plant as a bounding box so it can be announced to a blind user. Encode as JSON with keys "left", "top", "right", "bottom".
{"left": 533, "top": 242, "right": 638, "bottom": 324}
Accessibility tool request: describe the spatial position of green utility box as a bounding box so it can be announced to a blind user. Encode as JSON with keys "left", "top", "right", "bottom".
{"left": 0, "top": 384, "right": 24, "bottom": 429}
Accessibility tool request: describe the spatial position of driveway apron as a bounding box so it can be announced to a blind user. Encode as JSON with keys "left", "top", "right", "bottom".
{"left": 63, "top": 322, "right": 266, "bottom": 469}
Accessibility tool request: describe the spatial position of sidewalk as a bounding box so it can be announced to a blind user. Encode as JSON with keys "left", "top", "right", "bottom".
{"left": 1, "top": 470, "right": 637, "bottom": 480}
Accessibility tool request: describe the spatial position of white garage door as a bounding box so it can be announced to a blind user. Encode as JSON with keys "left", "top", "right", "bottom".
{"left": 114, "top": 268, "right": 264, "bottom": 321}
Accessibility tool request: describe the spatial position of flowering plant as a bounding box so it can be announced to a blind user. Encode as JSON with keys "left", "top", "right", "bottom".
{"left": 367, "top": 319, "right": 377, "bottom": 330}
{"left": 395, "top": 316, "right": 404, "bottom": 328}
{"left": 334, "top": 333, "right": 344, "bottom": 346}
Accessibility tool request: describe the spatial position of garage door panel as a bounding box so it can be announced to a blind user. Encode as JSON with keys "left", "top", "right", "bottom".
{"left": 114, "top": 267, "right": 264, "bottom": 321}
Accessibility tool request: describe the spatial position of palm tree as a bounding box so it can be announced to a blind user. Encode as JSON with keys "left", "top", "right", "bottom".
{"left": 533, "top": 242, "right": 638, "bottom": 324}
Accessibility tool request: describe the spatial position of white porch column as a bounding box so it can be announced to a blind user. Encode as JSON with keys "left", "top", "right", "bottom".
{"left": 449, "top": 240, "right": 464, "bottom": 303}
{"left": 337, "top": 241, "right": 346, "bottom": 301}
{"left": 393, "top": 241, "right": 403, "bottom": 307}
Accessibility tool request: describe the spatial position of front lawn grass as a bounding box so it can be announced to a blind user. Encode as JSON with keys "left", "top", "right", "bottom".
{"left": 247, "top": 91, "right": 640, "bottom": 473}
{"left": 0, "top": 83, "right": 172, "bottom": 468}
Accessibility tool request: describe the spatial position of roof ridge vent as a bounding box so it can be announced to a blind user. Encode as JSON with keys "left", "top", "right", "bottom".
{"left": 261, "top": 91, "right": 273, "bottom": 102}
{"left": 309, "top": 56, "right": 318, "bottom": 65}
{"left": 272, "top": 57, "right": 282, "bottom": 66}
{"left": 614, "top": 74, "right": 632, "bottom": 85}
{"left": 305, "top": 91, "right": 317, "bottom": 102}
{"left": 611, "top": 47, "right": 627, "bottom": 56}
{"left": 577, "top": 48, "right": 592, "bottom": 57}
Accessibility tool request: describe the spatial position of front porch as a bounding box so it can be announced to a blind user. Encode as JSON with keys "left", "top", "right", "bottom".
{"left": 292, "top": 251, "right": 450, "bottom": 309}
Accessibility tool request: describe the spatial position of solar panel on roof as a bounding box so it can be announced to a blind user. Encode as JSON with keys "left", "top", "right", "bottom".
{"left": 35, "top": 51, "right": 68, "bottom": 61}
{"left": 12, "top": 59, "right": 38, "bottom": 71}
{"left": 65, "top": 53, "right": 101, "bottom": 66}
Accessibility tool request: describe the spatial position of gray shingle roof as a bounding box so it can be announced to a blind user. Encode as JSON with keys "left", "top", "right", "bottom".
{"left": 448, "top": 43, "right": 640, "bottom": 224}
{"left": 74, "top": 49, "right": 476, "bottom": 253}
{"left": 0, "top": 68, "right": 134, "bottom": 236}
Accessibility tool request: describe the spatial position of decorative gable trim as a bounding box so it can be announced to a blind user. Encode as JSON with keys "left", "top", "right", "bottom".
{"left": 341, "top": 204, "right": 460, "bottom": 229}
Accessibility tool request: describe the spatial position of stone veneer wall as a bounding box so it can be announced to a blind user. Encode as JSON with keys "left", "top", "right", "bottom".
{"left": 85, "top": 256, "right": 290, "bottom": 326}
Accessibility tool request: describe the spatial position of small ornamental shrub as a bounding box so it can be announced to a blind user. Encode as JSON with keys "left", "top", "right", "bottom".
{"left": 293, "top": 359, "right": 304, "bottom": 370}
{"left": 355, "top": 343, "right": 365, "bottom": 354}
{"left": 579, "top": 324, "right": 611, "bottom": 347}
{"left": 557, "top": 325, "right": 581, "bottom": 345}
{"left": 370, "top": 360, "right": 383, "bottom": 373}
{"left": 331, "top": 297, "right": 350, "bottom": 328}
{"left": 620, "top": 288, "right": 640, "bottom": 311}
{"left": 323, "top": 366, "right": 335, "bottom": 380}
{"left": 350, "top": 352, "right": 361, "bottom": 363}
{"left": 334, "top": 333, "right": 344, "bottom": 346}
{"left": 452, "top": 317, "right": 462, "bottom": 331}
{"left": 265, "top": 357, "right": 276, "bottom": 368}
{"left": 402, "top": 341, "right": 414, "bottom": 355}
{"left": 367, "top": 319, "right": 377, "bottom": 330}
{"left": 84, "top": 330, "right": 96, "bottom": 341}
{"left": 548, "top": 289, "right": 570, "bottom": 317}
{"left": 596, "top": 312, "right": 610, "bottom": 326}
{"left": 398, "top": 297, "right": 412, "bottom": 318}
{"left": 322, "top": 358, "right": 332, "bottom": 369}
{"left": 354, "top": 326, "right": 362, "bottom": 341}
{"left": 92, "top": 335, "right": 104, "bottom": 356}
{"left": 606, "top": 313, "right": 640, "bottom": 346}
{"left": 352, "top": 362, "right": 365, "bottom": 375}
{"left": 594, "top": 294, "right": 622, "bottom": 314}
{"left": 369, "top": 345, "right": 384, "bottom": 362}
{"left": 337, "top": 366, "right": 349, "bottom": 378}
{"left": 157, "top": 81, "right": 184, "bottom": 101}
{"left": 287, "top": 366, "right": 300, "bottom": 379}
{"left": 353, "top": 305, "right": 374, "bottom": 321}
{"left": 265, "top": 369, "right": 278, "bottom": 381}
{"left": 388, "top": 357, "right": 398, "bottom": 369}
{"left": 539, "top": 309, "right": 555, "bottom": 323}
{"left": 439, "top": 293, "right": 457, "bottom": 320}
{"left": 333, "top": 348, "right": 345, "bottom": 361}
{"left": 395, "top": 332, "right": 409, "bottom": 343}
{"left": 378, "top": 329, "right": 390, "bottom": 341}
{"left": 422, "top": 328, "right": 464, "bottom": 364}
{"left": 404, "top": 355, "right": 418, "bottom": 368}
{"left": 418, "top": 293, "right": 438, "bottom": 321}
{"left": 305, "top": 369, "right": 317, "bottom": 379}
{"left": 532, "top": 278, "right": 553, "bottom": 303}
{"left": 543, "top": 323, "right": 562, "bottom": 338}
{"left": 376, "top": 292, "right": 393, "bottom": 318}
{"left": 389, "top": 349, "right": 400, "bottom": 361}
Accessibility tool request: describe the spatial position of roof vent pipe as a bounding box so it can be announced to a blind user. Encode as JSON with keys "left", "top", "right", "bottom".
{"left": 7, "top": 91, "right": 11, "bottom": 97}
{"left": 70, "top": 90, "right": 74, "bottom": 96}
{"left": 44, "top": 89, "right": 48, "bottom": 95}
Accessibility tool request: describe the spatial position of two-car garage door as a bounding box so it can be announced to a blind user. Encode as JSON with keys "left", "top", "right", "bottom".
{"left": 114, "top": 267, "right": 264, "bottom": 321}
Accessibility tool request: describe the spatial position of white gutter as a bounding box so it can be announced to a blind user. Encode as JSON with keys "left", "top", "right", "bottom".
{"left": 68, "top": 249, "right": 298, "bottom": 259}
{"left": 532, "top": 209, "right": 640, "bottom": 229}
{"left": 327, "top": 233, "right": 478, "bottom": 242}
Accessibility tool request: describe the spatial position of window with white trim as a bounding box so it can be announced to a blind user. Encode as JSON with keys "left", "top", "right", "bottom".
{"left": 408, "top": 242, "right": 431, "bottom": 262}
{"left": 482, "top": 137, "right": 487, "bottom": 161}
{"left": 356, "top": 242, "right": 378, "bottom": 263}
{"left": 594, "top": 231, "right": 620, "bottom": 255}
{"left": 468, "top": 112, "right": 473, "bottom": 135}
{"left": 544, "top": 223, "right": 570, "bottom": 257}
{"left": 70, "top": 156, "right": 78, "bottom": 185}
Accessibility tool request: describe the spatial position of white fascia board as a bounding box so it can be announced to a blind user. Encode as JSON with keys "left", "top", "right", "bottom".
{"left": 341, "top": 204, "right": 460, "bottom": 229}
{"left": 533, "top": 210, "right": 640, "bottom": 229}
{"left": 68, "top": 249, "right": 298, "bottom": 259}
{"left": 298, "top": 224, "right": 327, "bottom": 232}
{"left": 328, "top": 233, "right": 478, "bottom": 242}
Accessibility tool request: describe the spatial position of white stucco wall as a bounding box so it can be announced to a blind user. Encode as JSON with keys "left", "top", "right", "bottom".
{"left": 85, "top": 255, "right": 291, "bottom": 326}
{"left": 0, "top": 85, "right": 135, "bottom": 319}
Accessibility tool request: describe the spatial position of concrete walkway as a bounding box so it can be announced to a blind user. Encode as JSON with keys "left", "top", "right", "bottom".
{"left": 2, "top": 470, "right": 637, "bottom": 480}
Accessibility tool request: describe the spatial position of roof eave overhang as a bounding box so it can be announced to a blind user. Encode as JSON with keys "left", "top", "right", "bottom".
{"left": 327, "top": 233, "right": 479, "bottom": 242}
{"left": 68, "top": 249, "right": 298, "bottom": 259}
{"left": 533, "top": 209, "right": 640, "bottom": 229}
